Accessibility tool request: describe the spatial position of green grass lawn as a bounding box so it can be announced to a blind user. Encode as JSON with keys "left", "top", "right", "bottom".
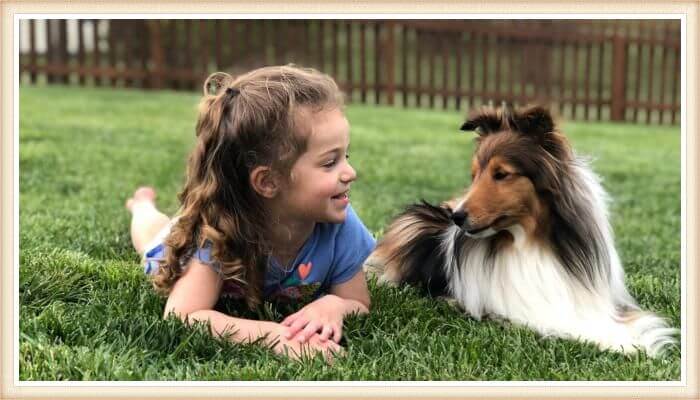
{"left": 19, "top": 85, "right": 681, "bottom": 380}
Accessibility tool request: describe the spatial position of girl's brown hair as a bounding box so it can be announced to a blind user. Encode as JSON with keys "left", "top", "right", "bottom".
{"left": 153, "top": 65, "right": 344, "bottom": 308}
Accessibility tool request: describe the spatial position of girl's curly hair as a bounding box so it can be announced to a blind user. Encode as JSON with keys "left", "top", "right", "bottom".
{"left": 152, "top": 65, "right": 344, "bottom": 308}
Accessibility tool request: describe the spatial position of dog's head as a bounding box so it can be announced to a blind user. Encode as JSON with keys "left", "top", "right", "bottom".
{"left": 452, "top": 105, "right": 572, "bottom": 238}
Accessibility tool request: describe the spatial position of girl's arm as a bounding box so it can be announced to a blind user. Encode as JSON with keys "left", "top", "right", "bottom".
{"left": 329, "top": 268, "right": 371, "bottom": 314}
{"left": 164, "top": 258, "right": 341, "bottom": 358}
{"left": 281, "top": 269, "right": 371, "bottom": 343}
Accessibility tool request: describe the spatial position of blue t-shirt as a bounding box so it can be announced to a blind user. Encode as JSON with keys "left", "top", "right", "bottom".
{"left": 143, "top": 205, "right": 376, "bottom": 301}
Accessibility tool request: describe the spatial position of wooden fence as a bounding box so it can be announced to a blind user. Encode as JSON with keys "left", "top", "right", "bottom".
{"left": 19, "top": 19, "right": 681, "bottom": 125}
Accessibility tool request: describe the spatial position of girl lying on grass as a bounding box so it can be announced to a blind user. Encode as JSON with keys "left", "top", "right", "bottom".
{"left": 125, "top": 65, "right": 375, "bottom": 361}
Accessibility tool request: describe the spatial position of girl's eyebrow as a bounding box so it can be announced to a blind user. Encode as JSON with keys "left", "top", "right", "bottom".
{"left": 319, "top": 144, "right": 350, "bottom": 157}
{"left": 319, "top": 148, "right": 341, "bottom": 157}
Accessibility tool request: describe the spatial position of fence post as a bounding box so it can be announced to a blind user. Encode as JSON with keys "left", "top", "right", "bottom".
{"left": 148, "top": 20, "right": 165, "bottom": 90}
{"left": 384, "top": 21, "right": 396, "bottom": 105}
{"left": 610, "top": 30, "right": 627, "bottom": 121}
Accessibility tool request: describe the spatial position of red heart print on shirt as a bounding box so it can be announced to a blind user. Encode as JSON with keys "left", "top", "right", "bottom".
{"left": 298, "top": 261, "right": 312, "bottom": 280}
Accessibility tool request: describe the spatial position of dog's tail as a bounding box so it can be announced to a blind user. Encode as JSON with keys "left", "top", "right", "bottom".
{"left": 363, "top": 201, "right": 454, "bottom": 296}
{"left": 618, "top": 309, "right": 679, "bottom": 358}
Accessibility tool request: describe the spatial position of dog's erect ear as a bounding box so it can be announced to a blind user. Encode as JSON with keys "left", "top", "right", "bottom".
{"left": 460, "top": 110, "right": 503, "bottom": 136}
{"left": 513, "top": 105, "right": 570, "bottom": 161}
{"left": 511, "top": 106, "right": 555, "bottom": 139}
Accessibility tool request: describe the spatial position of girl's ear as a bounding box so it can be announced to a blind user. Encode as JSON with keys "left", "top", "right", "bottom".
{"left": 250, "top": 166, "right": 280, "bottom": 198}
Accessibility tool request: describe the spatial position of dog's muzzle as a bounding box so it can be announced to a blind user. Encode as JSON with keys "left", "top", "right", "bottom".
{"left": 451, "top": 210, "right": 467, "bottom": 227}
{"left": 451, "top": 210, "right": 498, "bottom": 238}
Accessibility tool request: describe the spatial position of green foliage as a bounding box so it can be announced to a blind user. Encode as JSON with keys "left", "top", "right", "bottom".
{"left": 19, "top": 85, "right": 681, "bottom": 380}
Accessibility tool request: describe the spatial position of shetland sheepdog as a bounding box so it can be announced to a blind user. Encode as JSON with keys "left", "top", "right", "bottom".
{"left": 365, "top": 105, "right": 677, "bottom": 357}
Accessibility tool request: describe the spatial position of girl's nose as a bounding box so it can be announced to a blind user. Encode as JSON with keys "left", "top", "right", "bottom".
{"left": 341, "top": 162, "right": 357, "bottom": 183}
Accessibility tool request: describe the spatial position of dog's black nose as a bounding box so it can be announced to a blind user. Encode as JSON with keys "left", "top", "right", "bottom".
{"left": 452, "top": 210, "right": 467, "bottom": 227}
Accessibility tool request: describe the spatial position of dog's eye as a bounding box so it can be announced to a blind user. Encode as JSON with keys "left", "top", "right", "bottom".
{"left": 493, "top": 171, "right": 509, "bottom": 181}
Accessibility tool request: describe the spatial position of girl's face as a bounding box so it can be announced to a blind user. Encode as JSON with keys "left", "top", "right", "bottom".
{"left": 278, "top": 107, "right": 356, "bottom": 224}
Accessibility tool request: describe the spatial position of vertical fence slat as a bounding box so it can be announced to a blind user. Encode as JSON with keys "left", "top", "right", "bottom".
{"left": 92, "top": 20, "right": 101, "bottom": 85}
{"left": 303, "top": 20, "right": 312, "bottom": 68}
{"left": 455, "top": 32, "right": 462, "bottom": 111}
{"left": 401, "top": 24, "right": 408, "bottom": 107}
{"left": 468, "top": 30, "right": 476, "bottom": 108}
{"left": 508, "top": 36, "right": 516, "bottom": 105}
{"left": 332, "top": 21, "right": 339, "bottom": 79}
{"left": 166, "top": 20, "right": 176, "bottom": 88}
{"left": 214, "top": 20, "right": 223, "bottom": 70}
{"left": 571, "top": 38, "right": 579, "bottom": 120}
{"left": 671, "top": 43, "right": 680, "bottom": 125}
{"left": 317, "top": 20, "right": 325, "bottom": 72}
{"left": 429, "top": 32, "right": 436, "bottom": 108}
{"left": 109, "top": 20, "right": 119, "bottom": 86}
{"left": 658, "top": 21, "right": 670, "bottom": 124}
{"left": 583, "top": 33, "right": 592, "bottom": 120}
{"left": 374, "top": 22, "right": 381, "bottom": 104}
{"left": 610, "top": 24, "right": 628, "bottom": 122}
{"left": 123, "top": 20, "right": 134, "bottom": 87}
{"left": 148, "top": 20, "right": 164, "bottom": 89}
{"left": 138, "top": 21, "right": 148, "bottom": 88}
{"left": 272, "top": 20, "right": 290, "bottom": 65}
{"left": 557, "top": 31, "right": 566, "bottom": 114}
{"left": 360, "top": 23, "right": 367, "bottom": 103}
{"left": 521, "top": 38, "right": 528, "bottom": 106}
{"left": 138, "top": 20, "right": 147, "bottom": 88}
{"left": 415, "top": 30, "right": 422, "bottom": 107}
{"left": 632, "top": 22, "right": 643, "bottom": 122}
{"left": 482, "top": 31, "right": 489, "bottom": 105}
{"left": 385, "top": 21, "right": 395, "bottom": 106}
{"left": 274, "top": 20, "right": 283, "bottom": 66}
{"left": 45, "top": 20, "right": 54, "bottom": 83}
{"left": 58, "top": 20, "right": 68, "bottom": 83}
{"left": 76, "top": 20, "right": 85, "bottom": 85}
{"left": 442, "top": 32, "right": 449, "bottom": 109}
{"left": 132, "top": 20, "right": 142, "bottom": 87}
{"left": 494, "top": 34, "right": 501, "bottom": 104}
{"left": 596, "top": 21, "right": 606, "bottom": 121}
{"left": 184, "top": 20, "right": 194, "bottom": 88}
{"left": 29, "top": 20, "right": 37, "bottom": 83}
{"left": 645, "top": 22, "right": 656, "bottom": 124}
{"left": 258, "top": 19, "right": 272, "bottom": 68}
{"left": 199, "top": 20, "right": 210, "bottom": 83}
{"left": 346, "top": 21, "right": 353, "bottom": 101}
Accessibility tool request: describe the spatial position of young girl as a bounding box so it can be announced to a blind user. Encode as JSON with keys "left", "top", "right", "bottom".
{"left": 125, "top": 65, "right": 375, "bottom": 361}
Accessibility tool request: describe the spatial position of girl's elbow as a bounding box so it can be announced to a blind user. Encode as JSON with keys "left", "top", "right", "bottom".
{"left": 163, "top": 305, "right": 205, "bottom": 322}
{"left": 163, "top": 306, "right": 188, "bottom": 321}
{"left": 357, "top": 298, "right": 371, "bottom": 314}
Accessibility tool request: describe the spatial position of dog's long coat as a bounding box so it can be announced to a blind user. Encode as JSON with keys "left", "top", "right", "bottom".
{"left": 365, "top": 106, "right": 676, "bottom": 357}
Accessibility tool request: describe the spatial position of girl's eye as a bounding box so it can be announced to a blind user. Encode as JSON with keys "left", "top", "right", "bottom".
{"left": 493, "top": 171, "right": 509, "bottom": 181}
{"left": 323, "top": 159, "right": 337, "bottom": 168}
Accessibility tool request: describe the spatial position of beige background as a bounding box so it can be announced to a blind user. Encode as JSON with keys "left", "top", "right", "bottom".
{"left": 1, "top": 1, "right": 697, "bottom": 399}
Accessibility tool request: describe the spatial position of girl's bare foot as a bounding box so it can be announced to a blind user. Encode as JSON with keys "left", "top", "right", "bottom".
{"left": 125, "top": 187, "right": 157, "bottom": 213}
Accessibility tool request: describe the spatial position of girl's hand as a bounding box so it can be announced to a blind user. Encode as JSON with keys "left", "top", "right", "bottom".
{"left": 281, "top": 294, "right": 347, "bottom": 344}
{"left": 265, "top": 322, "right": 344, "bottom": 363}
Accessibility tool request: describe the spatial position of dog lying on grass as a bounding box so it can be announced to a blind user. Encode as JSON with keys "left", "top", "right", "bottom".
{"left": 365, "top": 105, "right": 677, "bottom": 357}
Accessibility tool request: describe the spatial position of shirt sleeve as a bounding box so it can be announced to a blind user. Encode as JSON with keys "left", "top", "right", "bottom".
{"left": 190, "top": 241, "right": 222, "bottom": 274}
{"left": 329, "top": 205, "right": 376, "bottom": 286}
